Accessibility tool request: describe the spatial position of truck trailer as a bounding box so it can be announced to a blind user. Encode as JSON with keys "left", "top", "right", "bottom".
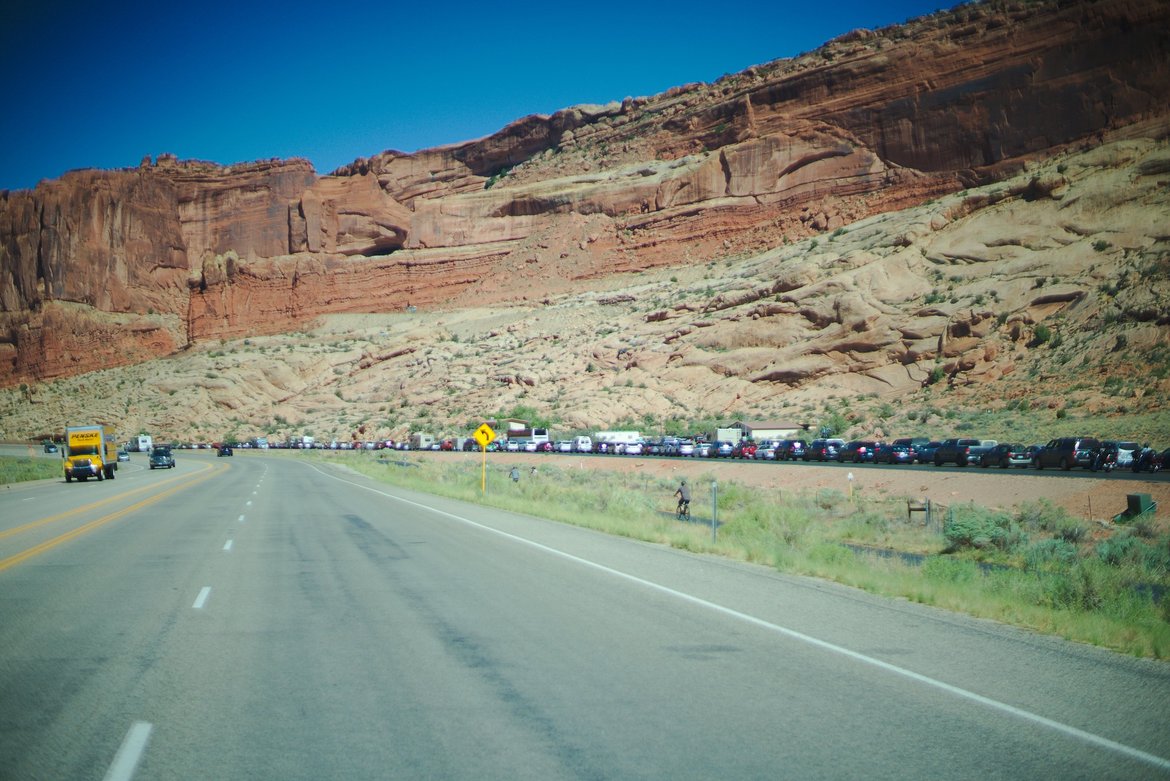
{"left": 64, "top": 425, "right": 118, "bottom": 482}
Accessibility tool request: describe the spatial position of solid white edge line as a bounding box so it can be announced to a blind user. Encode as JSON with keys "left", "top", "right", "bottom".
{"left": 102, "top": 720, "right": 152, "bottom": 781}
{"left": 192, "top": 586, "right": 211, "bottom": 609}
{"left": 308, "top": 461, "right": 1170, "bottom": 773}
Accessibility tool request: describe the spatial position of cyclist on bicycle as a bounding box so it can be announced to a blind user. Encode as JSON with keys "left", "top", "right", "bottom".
{"left": 674, "top": 479, "right": 691, "bottom": 517}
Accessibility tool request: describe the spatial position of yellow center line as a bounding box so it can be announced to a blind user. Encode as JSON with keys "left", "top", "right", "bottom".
{"left": 0, "top": 461, "right": 214, "bottom": 541}
{"left": 0, "top": 463, "right": 229, "bottom": 573}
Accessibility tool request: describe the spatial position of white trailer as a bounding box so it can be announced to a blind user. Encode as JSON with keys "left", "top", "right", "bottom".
{"left": 593, "top": 430, "right": 641, "bottom": 445}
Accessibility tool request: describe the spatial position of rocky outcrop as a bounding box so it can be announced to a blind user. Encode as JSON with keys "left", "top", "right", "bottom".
{"left": 2, "top": 0, "right": 1169, "bottom": 386}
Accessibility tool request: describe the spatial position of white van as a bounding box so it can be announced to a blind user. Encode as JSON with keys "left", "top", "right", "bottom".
{"left": 572, "top": 436, "right": 593, "bottom": 453}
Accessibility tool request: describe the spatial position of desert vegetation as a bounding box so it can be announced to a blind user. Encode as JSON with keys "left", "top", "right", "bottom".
{"left": 0, "top": 456, "right": 61, "bottom": 484}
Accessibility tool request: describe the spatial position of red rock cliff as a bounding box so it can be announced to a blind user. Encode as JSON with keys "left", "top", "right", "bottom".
{"left": 2, "top": 0, "right": 1168, "bottom": 386}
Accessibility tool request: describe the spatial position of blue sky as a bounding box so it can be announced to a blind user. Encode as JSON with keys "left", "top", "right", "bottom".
{"left": 0, "top": 0, "right": 954, "bottom": 192}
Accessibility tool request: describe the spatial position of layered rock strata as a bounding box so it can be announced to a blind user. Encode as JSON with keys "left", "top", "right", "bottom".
{"left": 2, "top": 0, "right": 1168, "bottom": 386}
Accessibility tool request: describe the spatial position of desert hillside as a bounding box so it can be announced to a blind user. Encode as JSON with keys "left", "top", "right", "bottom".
{"left": 2, "top": 0, "right": 1168, "bottom": 397}
{"left": 2, "top": 136, "right": 1168, "bottom": 445}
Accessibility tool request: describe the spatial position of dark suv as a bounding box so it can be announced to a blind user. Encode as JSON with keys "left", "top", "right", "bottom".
{"left": 838, "top": 440, "right": 880, "bottom": 463}
{"left": 777, "top": 439, "right": 807, "bottom": 461}
{"left": 933, "top": 438, "right": 983, "bottom": 467}
{"left": 1034, "top": 437, "right": 1100, "bottom": 471}
{"left": 804, "top": 438, "right": 845, "bottom": 462}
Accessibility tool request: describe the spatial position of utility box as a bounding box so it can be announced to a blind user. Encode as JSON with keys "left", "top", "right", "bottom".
{"left": 1127, "top": 493, "right": 1156, "bottom": 518}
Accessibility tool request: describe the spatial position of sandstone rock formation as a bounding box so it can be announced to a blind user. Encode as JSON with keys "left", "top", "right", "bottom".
{"left": 2, "top": 0, "right": 1169, "bottom": 388}
{"left": 1, "top": 138, "right": 1167, "bottom": 447}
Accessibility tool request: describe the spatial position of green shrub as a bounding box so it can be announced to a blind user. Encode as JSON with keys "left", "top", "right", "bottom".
{"left": 1052, "top": 519, "right": 1088, "bottom": 543}
{"left": 922, "top": 556, "right": 979, "bottom": 584}
{"left": 1018, "top": 505, "right": 1070, "bottom": 538}
{"left": 944, "top": 505, "right": 1018, "bottom": 551}
{"left": 1025, "top": 539, "right": 1080, "bottom": 571}
{"left": 1097, "top": 535, "right": 1147, "bottom": 567}
{"left": 1042, "top": 560, "right": 1106, "bottom": 611}
{"left": 1141, "top": 536, "right": 1170, "bottom": 576}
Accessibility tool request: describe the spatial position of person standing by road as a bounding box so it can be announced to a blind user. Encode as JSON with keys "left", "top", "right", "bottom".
{"left": 510, "top": 466, "right": 520, "bottom": 483}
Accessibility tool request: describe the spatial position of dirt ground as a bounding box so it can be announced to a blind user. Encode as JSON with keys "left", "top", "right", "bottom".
{"left": 406, "top": 450, "right": 1169, "bottom": 528}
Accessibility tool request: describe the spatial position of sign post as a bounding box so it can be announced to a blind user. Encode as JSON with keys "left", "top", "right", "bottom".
{"left": 473, "top": 423, "right": 497, "bottom": 494}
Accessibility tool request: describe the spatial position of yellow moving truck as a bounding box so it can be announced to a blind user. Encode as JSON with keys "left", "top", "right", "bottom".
{"left": 63, "top": 425, "right": 118, "bottom": 482}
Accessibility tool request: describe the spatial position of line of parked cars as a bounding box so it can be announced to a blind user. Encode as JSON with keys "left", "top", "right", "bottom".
{"left": 496, "top": 434, "right": 1167, "bottom": 473}
{"left": 817, "top": 436, "right": 1163, "bottom": 472}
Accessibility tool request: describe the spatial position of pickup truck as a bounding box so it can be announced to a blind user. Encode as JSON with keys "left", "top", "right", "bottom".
{"left": 933, "top": 438, "right": 998, "bottom": 467}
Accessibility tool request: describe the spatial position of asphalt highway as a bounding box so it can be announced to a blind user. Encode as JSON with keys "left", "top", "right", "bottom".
{"left": 2, "top": 450, "right": 1169, "bottom": 779}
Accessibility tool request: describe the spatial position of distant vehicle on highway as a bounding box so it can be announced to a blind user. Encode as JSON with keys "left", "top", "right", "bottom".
{"left": 149, "top": 447, "right": 175, "bottom": 469}
{"left": 117, "top": 449, "right": 130, "bottom": 462}
{"left": 217, "top": 445, "right": 233, "bottom": 457}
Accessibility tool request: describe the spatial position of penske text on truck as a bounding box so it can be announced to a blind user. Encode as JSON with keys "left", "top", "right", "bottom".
{"left": 63, "top": 425, "right": 118, "bottom": 482}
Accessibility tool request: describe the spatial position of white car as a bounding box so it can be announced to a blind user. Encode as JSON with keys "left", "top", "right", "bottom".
{"left": 677, "top": 441, "right": 695, "bottom": 457}
{"left": 505, "top": 440, "right": 520, "bottom": 452}
{"left": 523, "top": 441, "right": 538, "bottom": 452}
{"left": 555, "top": 440, "right": 573, "bottom": 453}
{"left": 624, "top": 441, "right": 644, "bottom": 456}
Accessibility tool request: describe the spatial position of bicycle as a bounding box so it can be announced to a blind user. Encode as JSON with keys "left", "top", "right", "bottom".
{"left": 676, "top": 499, "right": 691, "bottom": 521}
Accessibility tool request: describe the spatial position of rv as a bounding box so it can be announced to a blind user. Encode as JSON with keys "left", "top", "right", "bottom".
{"left": 594, "top": 431, "right": 641, "bottom": 446}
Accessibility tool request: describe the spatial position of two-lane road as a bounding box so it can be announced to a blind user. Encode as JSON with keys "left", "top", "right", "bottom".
{"left": 2, "top": 452, "right": 1168, "bottom": 779}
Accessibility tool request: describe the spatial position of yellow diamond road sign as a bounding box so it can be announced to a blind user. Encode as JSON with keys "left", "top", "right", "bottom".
{"left": 473, "top": 423, "right": 497, "bottom": 448}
